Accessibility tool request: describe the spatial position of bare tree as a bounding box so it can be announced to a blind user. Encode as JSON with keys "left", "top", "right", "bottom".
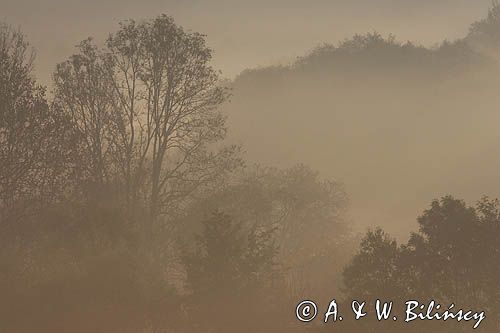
{"left": 53, "top": 39, "right": 115, "bottom": 186}
{"left": 53, "top": 15, "right": 240, "bottom": 234}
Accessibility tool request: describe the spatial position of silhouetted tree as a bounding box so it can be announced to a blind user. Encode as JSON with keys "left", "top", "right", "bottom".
{"left": 343, "top": 228, "right": 401, "bottom": 300}
{"left": 343, "top": 196, "right": 500, "bottom": 332}
{"left": 54, "top": 15, "right": 241, "bottom": 230}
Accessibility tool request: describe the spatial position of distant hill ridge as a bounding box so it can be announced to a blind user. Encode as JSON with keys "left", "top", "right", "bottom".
{"left": 235, "top": 3, "right": 500, "bottom": 83}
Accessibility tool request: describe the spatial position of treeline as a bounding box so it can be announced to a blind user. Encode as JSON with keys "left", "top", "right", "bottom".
{"left": 236, "top": 2, "right": 500, "bottom": 82}
{"left": 338, "top": 196, "right": 500, "bottom": 332}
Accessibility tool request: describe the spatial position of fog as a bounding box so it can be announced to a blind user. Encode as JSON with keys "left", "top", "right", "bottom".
{"left": 2, "top": 1, "right": 500, "bottom": 332}
{"left": 224, "top": 30, "right": 500, "bottom": 238}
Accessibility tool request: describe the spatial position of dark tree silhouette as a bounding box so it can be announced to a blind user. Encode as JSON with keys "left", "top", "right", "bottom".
{"left": 343, "top": 196, "right": 500, "bottom": 332}
{"left": 54, "top": 15, "right": 241, "bottom": 228}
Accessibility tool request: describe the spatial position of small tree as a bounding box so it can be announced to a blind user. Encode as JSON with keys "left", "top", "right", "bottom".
{"left": 181, "top": 211, "right": 281, "bottom": 332}
{"left": 343, "top": 228, "right": 402, "bottom": 300}
{"left": 467, "top": 1, "right": 500, "bottom": 56}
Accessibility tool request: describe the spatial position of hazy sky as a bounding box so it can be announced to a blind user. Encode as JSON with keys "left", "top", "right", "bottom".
{"left": 1, "top": 0, "right": 493, "bottom": 85}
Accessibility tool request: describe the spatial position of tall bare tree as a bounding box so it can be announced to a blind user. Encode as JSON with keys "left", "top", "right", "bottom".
{"left": 53, "top": 39, "right": 115, "bottom": 186}
{"left": 53, "top": 15, "right": 240, "bottom": 233}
